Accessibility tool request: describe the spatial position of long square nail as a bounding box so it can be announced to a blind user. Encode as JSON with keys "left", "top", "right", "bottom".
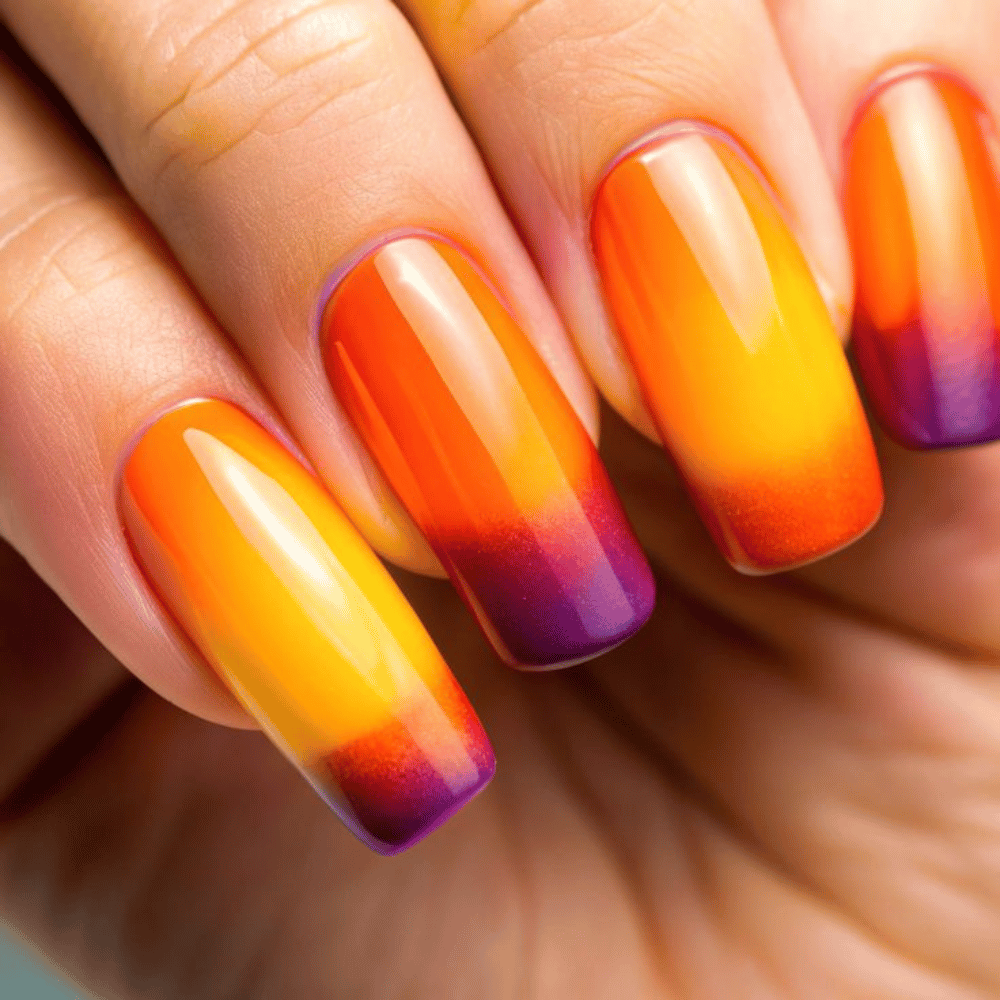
{"left": 121, "top": 399, "right": 494, "bottom": 854}
{"left": 592, "top": 129, "right": 883, "bottom": 573}
{"left": 322, "top": 236, "right": 655, "bottom": 668}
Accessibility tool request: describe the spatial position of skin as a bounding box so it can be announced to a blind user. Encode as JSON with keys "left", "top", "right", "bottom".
{"left": 1, "top": 0, "right": 1000, "bottom": 996}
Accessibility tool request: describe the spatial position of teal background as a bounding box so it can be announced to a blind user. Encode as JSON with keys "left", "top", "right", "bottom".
{"left": 0, "top": 930, "right": 83, "bottom": 999}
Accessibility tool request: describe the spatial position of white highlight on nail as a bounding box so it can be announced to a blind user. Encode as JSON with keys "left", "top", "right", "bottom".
{"left": 641, "top": 134, "right": 777, "bottom": 353}
{"left": 183, "top": 427, "right": 478, "bottom": 792}
{"left": 373, "top": 239, "right": 635, "bottom": 632}
{"left": 375, "top": 239, "right": 520, "bottom": 468}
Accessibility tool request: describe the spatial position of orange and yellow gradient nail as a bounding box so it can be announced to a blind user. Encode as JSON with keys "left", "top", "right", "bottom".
{"left": 321, "top": 237, "right": 655, "bottom": 669}
{"left": 592, "top": 130, "right": 883, "bottom": 573}
{"left": 121, "top": 400, "right": 494, "bottom": 855}
{"left": 845, "top": 69, "right": 1000, "bottom": 449}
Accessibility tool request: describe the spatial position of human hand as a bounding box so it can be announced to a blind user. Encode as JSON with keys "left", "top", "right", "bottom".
{"left": 1, "top": 0, "right": 1000, "bottom": 996}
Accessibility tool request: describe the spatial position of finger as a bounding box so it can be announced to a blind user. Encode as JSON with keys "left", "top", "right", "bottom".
{"left": 394, "top": 0, "right": 883, "bottom": 575}
{"left": 0, "top": 54, "right": 492, "bottom": 854}
{"left": 771, "top": 0, "right": 1000, "bottom": 451}
{"left": 768, "top": 0, "right": 1000, "bottom": 652}
{"left": 0, "top": 0, "right": 657, "bottom": 669}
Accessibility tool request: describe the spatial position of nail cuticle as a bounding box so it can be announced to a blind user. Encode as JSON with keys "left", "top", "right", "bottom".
{"left": 590, "top": 120, "right": 787, "bottom": 232}
{"left": 113, "top": 395, "right": 307, "bottom": 513}
{"left": 844, "top": 61, "right": 982, "bottom": 155}
{"left": 310, "top": 226, "right": 518, "bottom": 356}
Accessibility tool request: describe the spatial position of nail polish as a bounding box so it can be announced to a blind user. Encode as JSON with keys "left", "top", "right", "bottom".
{"left": 121, "top": 400, "right": 494, "bottom": 854}
{"left": 845, "top": 68, "right": 1000, "bottom": 449}
{"left": 592, "top": 128, "right": 883, "bottom": 573}
{"left": 321, "top": 236, "right": 655, "bottom": 669}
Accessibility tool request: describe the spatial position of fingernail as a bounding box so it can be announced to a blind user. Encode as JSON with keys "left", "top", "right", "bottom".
{"left": 845, "top": 68, "right": 1000, "bottom": 449}
{"left": 321, "top": 236, "right": 655, "bottom": 669}
{"left": 121, "top": 399, "right": 494, "bottom": 855}
{"left": 591, "top": 128, "right": 883, "bottom": 573}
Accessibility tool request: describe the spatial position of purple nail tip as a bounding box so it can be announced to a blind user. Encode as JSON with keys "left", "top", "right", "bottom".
{"left": 855, "top": 316, "right": 1000, "bottom": 449}
{"left": 322, "top": 685, "right": 496, "bottom": 855}
{"left": 364, "top": 758, "right": 497, "bottom": 856}
{"left": 448, "top": 522, "right": 655, "bottom": 669}
{"left": 438, "top": 461, "right": 656, "bottom": 668}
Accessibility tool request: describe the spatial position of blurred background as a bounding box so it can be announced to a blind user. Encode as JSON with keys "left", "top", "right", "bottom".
{"left": 0, "top": 928, "right": 82, "bottom": 998}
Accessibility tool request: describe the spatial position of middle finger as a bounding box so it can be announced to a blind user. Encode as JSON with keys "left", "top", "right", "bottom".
{"left": 403, "top": 0, "right": 885, "bottom": 576}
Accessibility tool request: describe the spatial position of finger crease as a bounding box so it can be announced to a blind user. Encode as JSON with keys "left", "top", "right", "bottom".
{"left": 564, "top": 667, "right": 998, "bottom": 999}
{"left": 526, "top": 685, "right": 678, "bottom": 997}
{"left": 143, "top": 0, "right": 368, "bottom": 135}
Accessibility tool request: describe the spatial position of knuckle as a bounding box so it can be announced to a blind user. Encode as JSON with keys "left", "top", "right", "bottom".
{"left": 131, "top": 0, "right": 406, "bottom": 183}
{"left": 449, "top": 0, "right": 698, "bottom": 152}
{"left": 0, "top": 180, "right": 150, "bottom": 331}
{"left": 444, "top": 0, "right": 685, "bottom": 204}
{"left": 0, "top": 180, "right": 158, "bottom": 450}
{"left": 446, "top": 0, "right": 672, "bottom": 58}
{"left": 0, "top": 177, "right": 219, "bottom": 461}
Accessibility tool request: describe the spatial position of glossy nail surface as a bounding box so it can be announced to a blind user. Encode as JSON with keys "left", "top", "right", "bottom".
{"left": 592, "top": 130, "right": 883, "bottom": 573}
{"left": 845, "top": 69, "right": 1000, "bottom": 449}
{"left": 322, "top": 237, "right": 654, "bottom": 669}
{"left": 121, "top": 400, "right": 493, "bottom": 854}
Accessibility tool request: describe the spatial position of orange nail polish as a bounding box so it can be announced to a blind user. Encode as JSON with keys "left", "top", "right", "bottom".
{"left": 321, "top": 236, "right": 655, "bottom": 668}
{"left": 846, "top": 68, "right": 1000, "bottom": 449}
{"left": 592, "top": 129, "right": 883, "bottom": 573}
{"left": 121, "top": 400, "right": 493, "bottom": 854}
